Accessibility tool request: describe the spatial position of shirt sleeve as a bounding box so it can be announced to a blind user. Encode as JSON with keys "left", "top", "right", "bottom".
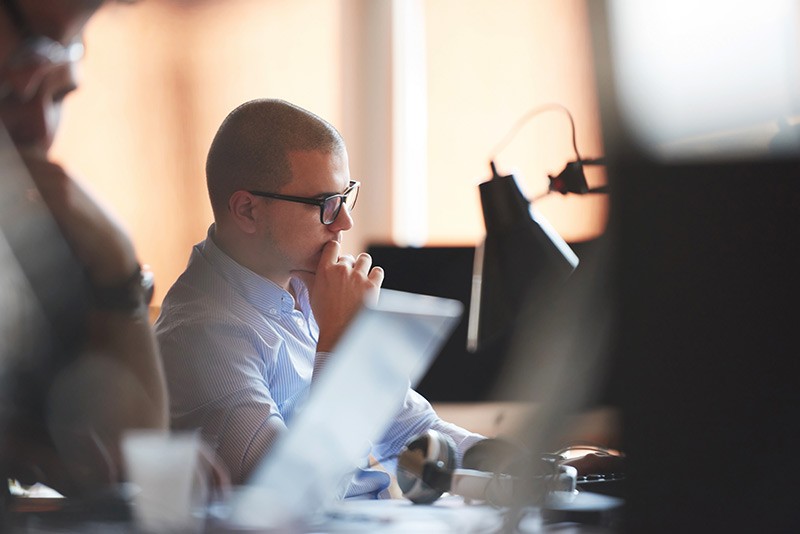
{"left": 372, "top": 388, "right": 485, "bottom": 474}
{"left": 157, "top": 313, "right": 288, "bottom": 485}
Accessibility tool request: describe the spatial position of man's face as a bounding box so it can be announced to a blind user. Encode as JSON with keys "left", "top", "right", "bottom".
{"left": 0, "top": 0, "right": 98, "bottom": 152}
{"left": 256, "top": 149, "right": 355, "bottom": 277}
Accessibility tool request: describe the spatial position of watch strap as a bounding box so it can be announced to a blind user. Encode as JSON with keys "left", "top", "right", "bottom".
{"left": 92, "top": 264, "right": 154, "bottom": 314}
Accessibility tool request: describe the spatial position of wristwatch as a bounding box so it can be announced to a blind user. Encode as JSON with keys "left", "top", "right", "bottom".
{"left": 92, "top": 264, "right": 154, "bottom": 314}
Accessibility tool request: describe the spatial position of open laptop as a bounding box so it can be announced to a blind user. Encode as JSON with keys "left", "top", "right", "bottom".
{"left": 226, "top": 288, "right": 463, "bottom": 530}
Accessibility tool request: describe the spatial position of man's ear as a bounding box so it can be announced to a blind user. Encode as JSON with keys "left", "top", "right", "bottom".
{"left": 228, "top": 190, "right": 260, "bottom": 234}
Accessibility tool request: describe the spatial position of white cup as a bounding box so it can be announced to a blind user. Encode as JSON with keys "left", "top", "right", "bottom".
{"left": 122, "top": 430, "right": 209, "bottom": 533}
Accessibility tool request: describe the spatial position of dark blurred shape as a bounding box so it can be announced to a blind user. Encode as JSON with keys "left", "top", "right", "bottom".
{"left": 589, "top": 1, "right": 800, "bottom": 531}
{"left": 0, "top": 141, "right": 90, "bottom": 363}
{"left": 366, "top": 244, "right": 502, "bottom": 401}
{"left": 548, "top": 158, "right": 609, "bottom": 195}
{"left": 380, "top": 163, "right": 582, "bottom": 404}
{"left": 369, "top": 238, "right": 601, "bottom": 402}
{"left": 471, "top": 164, "right": 578, "bottom": 358}
{"left": 0, "top": 131, "right": 90, "bottom": 489}
{"left": 5, "top": 486, "right": 131, "bottom": 530}
{"left": 605, "top": 157, "right": 800, "bottom": 534}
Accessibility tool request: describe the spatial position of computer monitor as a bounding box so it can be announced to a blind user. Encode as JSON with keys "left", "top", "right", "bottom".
{"left": 366, "top": 244, "right": 503, "bottom": 401}
{"left": 368, "top": 232, "right": 596, "bottom": 403}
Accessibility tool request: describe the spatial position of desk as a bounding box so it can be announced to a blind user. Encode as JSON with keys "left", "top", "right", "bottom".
{"left": 431, "top": 402, "right": 538, "bottom": 438}
{"left": 204, "top": 494, "right": 620, "bottom": 533}
{"left": 431, "top": 402, "right": 620, "bottom": 448}
{"left": 5, "top": 405, "right": 621, "bottom": 532}
{"left": 7, "top": 493, "right": 621, "bottom": 533}
{"left": 306, "top": 496, "right": 618, "bottom": 534}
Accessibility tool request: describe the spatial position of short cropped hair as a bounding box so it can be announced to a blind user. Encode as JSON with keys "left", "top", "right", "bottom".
{"left": 205, "top": 99, "right": 345, "bottom": 218}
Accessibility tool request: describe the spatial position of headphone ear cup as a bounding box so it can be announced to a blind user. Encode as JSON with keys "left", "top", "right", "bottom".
{"left": 463, "top": 437, "right": 526, "bottom": 474}
{"left": 397, "top": 430, "right": 457, "bottom": 504}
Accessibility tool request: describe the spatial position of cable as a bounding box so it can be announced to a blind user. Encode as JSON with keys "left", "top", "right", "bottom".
{"left": 489, "top": 103, "right": 582, "bottom": 164}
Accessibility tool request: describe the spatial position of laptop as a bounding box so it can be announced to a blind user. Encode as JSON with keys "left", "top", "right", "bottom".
{"left": 226, "top": 288, "right": 463, "bottom": 529}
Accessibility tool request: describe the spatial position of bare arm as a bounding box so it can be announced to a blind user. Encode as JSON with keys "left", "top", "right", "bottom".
{"left": 20, "top": 151, "right": 167, "bottom": 492}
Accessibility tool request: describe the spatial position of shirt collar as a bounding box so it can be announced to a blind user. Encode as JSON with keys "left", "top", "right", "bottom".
{"left": 289, "top": 276, "right": 314, "bottom": 322}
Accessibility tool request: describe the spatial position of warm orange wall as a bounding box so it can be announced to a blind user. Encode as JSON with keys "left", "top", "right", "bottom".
{"left": 50, "top": 0, "right": 605, "bottom": 305}
{"left": 51, "top": 0, "right": 342, "bottom": 304}
{"left": 425, "top": 0, "right": 606, "bottom": 245}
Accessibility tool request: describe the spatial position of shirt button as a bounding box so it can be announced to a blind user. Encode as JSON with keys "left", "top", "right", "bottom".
{"left": 269, "top": 308, "right": 277, "bottom": 315}
{"left": 295, "top": 317, "right": 304, "bottom": 327}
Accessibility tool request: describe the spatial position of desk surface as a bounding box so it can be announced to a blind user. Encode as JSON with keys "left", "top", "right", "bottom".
{"left": 312, "top": 496, "right": 619, "bottom": 534}
{"left": 203, "top": 495, "right": 619, "bottom": 533}
{"left": 430, "top": 402, "right": 620, "bottom": 450}
{"left": 7, "top": 493, "right": 620, "bottom": 533}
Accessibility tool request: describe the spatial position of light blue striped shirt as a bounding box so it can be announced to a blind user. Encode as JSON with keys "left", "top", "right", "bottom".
{"left": 155, "top": 227, "right": 483, "bottom": 498}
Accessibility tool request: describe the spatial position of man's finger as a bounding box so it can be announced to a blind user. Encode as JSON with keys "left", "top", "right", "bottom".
{"left": 319, "top": 240, "right": 341, "bottom": 266}
{"left": 338, "top": 254, "right": 356, "bottom": 266}
{"left": 368, "top": 265, "right": 385, "bottom": 287}
{"left": 353, "top": 253, "right": 372, "bottom": 274}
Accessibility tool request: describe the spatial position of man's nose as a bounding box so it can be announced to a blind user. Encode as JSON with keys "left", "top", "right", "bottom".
{"left": 330, "top": 204, "right": 354, "bottom": 232}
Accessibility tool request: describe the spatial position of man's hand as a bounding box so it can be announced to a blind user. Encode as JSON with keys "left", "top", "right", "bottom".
{"left": 296, "top": 240, "right": 384, "bottom": 352}
{"left": 19, "top": 149, "right": 139, "bottom": 286}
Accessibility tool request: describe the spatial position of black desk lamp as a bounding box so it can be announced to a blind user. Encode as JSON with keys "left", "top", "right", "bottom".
{"left": 467, "top": 162, "right": 579, "bottom": 354}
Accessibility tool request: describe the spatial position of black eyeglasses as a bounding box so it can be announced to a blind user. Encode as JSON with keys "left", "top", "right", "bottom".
{"left": 249, "top": 180, "right": 360, "bottom": 225}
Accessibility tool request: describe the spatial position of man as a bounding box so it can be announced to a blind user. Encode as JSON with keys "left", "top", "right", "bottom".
{"left": 156, "top": 99, "right": 483, "bottom": 497}
{"left": 0, "top": 0, "right": 168, "bottom": 497}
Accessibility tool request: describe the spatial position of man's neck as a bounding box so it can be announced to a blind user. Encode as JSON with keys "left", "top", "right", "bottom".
{"left": 210, "top": 224, "right": 292, "bottom": 290}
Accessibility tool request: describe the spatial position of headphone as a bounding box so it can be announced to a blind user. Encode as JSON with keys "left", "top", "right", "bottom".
{"left": 396, "top": 429, "right": 577, "bottom": 506}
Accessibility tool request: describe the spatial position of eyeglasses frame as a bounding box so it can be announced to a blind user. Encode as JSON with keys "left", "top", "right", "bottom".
{"left": 248, "top": 180, "right": 360, "bottom": 225}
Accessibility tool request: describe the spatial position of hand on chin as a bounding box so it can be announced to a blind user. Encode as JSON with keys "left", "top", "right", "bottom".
{"left": 289, "top": 246, "right": 328, "bottom": 287}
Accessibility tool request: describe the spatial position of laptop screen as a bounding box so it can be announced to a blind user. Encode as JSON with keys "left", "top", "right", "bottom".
{"left": 228, "top": 289, "right": 462, "bottom": 529}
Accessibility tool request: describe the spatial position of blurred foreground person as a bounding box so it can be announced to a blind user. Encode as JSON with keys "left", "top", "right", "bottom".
{"left": 0, "top": 0, "right": 168, "bottom": 500}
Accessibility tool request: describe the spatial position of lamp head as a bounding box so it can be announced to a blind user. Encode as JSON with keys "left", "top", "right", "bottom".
{"left": 471, "top": 162, "right": 578, "bottom": 353}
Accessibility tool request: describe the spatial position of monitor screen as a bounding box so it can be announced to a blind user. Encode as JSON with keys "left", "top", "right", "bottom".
{"left": 367, "top": 234, "right": 598, "bottom": 403}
